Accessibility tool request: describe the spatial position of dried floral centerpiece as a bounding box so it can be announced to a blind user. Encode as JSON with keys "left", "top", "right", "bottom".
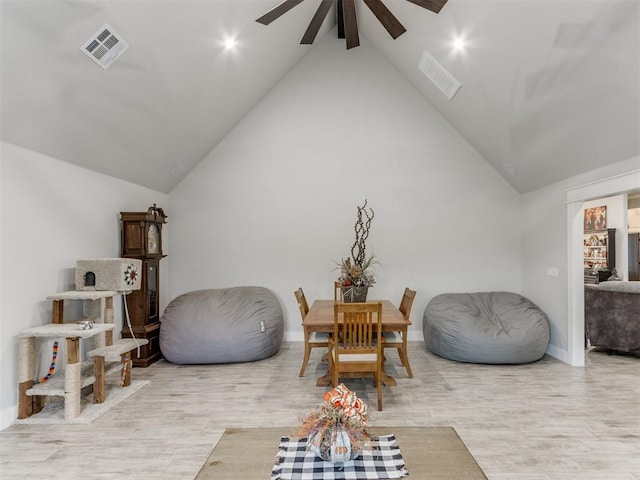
{"left": 296, "top": 384, "right": 370, "bottom": 464}
{"left": 336, "top": 200, "right": 377, "bottom": 302}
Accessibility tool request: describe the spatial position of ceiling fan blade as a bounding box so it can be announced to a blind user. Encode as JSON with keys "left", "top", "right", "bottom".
{"left": 363, "top": 0, "right": 406, "bottom": 39}
{"left": 301, "top": 0, "right": 333, "bottom": 44}
{"left": 405, "top": 0, "right": 448, "bottom": 14}
{"left": 337, "top": 0, "right": 345, "bottom": 39}
{"left": 256, "top": 0, "right": 305, "bottom": 25}
{"left": 342, "top": 0, "right": 360, "bottom": 49}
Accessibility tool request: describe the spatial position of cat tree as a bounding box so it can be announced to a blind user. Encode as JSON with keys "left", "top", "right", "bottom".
{"left": 17, "top": 258, "right": 149, "bottom": 421}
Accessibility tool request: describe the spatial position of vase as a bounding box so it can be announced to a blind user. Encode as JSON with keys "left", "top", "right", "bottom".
{"left": 308, "top": 424, "right": 361, "bottom": 463}
{"left": 342, "top": 286, "right": 369, "bottom": 303}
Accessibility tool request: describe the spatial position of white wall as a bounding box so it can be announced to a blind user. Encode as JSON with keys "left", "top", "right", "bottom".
{"left": 0, "top": 145, "right": 3, "bottom": 428}
{"left": 522, "top": 156, "right": 640, "bottom": 363}
{"left": 169, "top": 35, "right": 523, "bottom": 342}
{"left": 0, "top": 142, "right": 169, "bottom": 430}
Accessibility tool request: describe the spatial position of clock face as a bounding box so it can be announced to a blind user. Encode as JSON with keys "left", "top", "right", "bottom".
{"left": 147, "top": 224, "right": 160, "bottom": 254}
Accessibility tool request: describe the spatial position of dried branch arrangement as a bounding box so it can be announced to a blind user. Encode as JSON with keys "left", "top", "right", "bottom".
{"left": 336, "top": 200, "right": 377, "bottom": 289}
{"left": 351, "top": 199, "right": 375, "bottom": 267}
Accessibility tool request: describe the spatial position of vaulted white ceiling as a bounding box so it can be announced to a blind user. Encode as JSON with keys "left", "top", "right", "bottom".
{"left": 1, "top": 0, "right": 639, "bottom": 193}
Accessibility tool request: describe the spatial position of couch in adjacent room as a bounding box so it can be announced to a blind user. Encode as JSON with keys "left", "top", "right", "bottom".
{"left": 585, "top": 281, "right": 640, "bottom": 354}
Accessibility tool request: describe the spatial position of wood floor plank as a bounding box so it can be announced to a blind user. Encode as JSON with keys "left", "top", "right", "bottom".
{"left": 0, "top": 343, "right": 638, "bottom": 479}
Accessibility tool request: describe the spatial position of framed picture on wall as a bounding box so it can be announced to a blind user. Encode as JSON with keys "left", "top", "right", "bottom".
{"left": 584, "top": 206, "right": 606, "bottom": 232}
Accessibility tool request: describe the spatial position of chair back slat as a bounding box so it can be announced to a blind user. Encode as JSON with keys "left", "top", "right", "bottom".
{"left": 399, "top": 288, "right": 416, "bottom": 320}
{"left": 334, "top": 302, "right": 381, "bottom": 354}
{"left": 294, "top": 288, "right": 309, "bottom": 320}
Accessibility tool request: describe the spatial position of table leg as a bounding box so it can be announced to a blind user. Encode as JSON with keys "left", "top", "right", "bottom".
{"left": 316, "top": 371, "right": 397, "bottom": 387}
{"left": 316, "top": 372, "right": 332, "bottom": 387}
{"left": 380, "top": 372, "right": 397, "bottom": 387}
{"left": 315, "top": 341, "right": 398, "bottom": 387}
{"left": 316, "top": 339, "right": 334, "bottom": 386}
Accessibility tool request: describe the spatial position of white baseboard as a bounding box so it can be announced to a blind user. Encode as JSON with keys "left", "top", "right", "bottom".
{"left": 407, "top": 331, "right": 424, "bottom": 342}
{"left": 286, "top": 333, "right": 577, "bottom": 366}
{"left": 284, "top": 332, "right": 304, "bottom": 342}
{"left": 0, "top": 405, "right": 17, "bottom": 432}
{"left": 545, "top": 343, "right": 573, "bottom": 365}
{"left": 285, "top": 331, "right": 425, "bottom": 342}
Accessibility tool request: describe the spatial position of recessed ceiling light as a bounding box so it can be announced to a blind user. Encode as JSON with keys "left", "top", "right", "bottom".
{"left": 453, "top": 37, "right": 465, "bottom": 51}
{"left": 224, "top": 37, "right": 237, "bottom": 50}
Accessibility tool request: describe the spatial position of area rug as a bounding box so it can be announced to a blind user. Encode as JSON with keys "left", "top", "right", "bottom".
{"left": 13, "top": 380, "right": 149, "bottom": 425}
{"left": 196, "top": 427, "right": 487, "bottom": 480}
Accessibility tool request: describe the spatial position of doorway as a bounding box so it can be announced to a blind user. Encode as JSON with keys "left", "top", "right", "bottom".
{"left": 566, "top": 170, "right": 640, "bottom": 366}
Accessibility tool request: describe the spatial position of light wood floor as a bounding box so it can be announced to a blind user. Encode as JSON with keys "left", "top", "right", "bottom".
{"left": 1, "top": 342, "right": 638, "bottom": 480}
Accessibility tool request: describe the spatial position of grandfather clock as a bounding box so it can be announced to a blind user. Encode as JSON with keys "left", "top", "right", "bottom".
{"left": 120, "top": 204, "right": 167, "bottom": 367}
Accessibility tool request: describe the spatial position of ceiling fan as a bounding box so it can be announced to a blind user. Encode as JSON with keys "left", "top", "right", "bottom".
{"left": 256, "top": 0, "right": 448, "bottom": 49}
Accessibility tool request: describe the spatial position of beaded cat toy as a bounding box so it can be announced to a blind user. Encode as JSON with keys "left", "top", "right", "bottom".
{"left": 34, "top": 341, "right": 58, "bottom": 384}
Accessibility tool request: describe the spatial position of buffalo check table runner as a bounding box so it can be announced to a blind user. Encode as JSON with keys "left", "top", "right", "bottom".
{"left": 271, "top": 434, "right": 409, "bottom": 480}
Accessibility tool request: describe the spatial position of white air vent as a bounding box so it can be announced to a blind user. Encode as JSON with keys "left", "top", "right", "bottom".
{"left": 418, "top": 50, "right": 461, "bottom": 100}
{"left": 80, "top": 24, "right": 129, "bottom": 69}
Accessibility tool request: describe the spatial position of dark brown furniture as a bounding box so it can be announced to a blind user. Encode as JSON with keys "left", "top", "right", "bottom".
{"left": 120, "top": 205, "right": 167, "bottom": 367}
{"left": 583, "top": 228, "right": 616, "bottom": 284}
{"left": 629, "top": 233, "right": 639, "bottom": 281}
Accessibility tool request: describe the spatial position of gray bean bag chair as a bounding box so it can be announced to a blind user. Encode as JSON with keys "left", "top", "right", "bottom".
{"left": 160, "top": 286, "right": 284, "bottom": 364}
{"left": 423, "top": 291, "right": 550, "bottom": 364}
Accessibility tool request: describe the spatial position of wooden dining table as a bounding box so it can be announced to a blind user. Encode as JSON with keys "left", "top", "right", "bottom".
{"left": 302, "top": 299, "right": 411, "bottom": 387}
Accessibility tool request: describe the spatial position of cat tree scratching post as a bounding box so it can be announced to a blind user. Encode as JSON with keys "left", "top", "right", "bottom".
{"left": 17, "top": 258, "right": 148, "bottom": 421}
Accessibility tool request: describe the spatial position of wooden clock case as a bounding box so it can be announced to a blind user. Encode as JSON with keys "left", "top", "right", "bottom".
{"left": 120, "top": 205, "right": 167, "bottom": 367}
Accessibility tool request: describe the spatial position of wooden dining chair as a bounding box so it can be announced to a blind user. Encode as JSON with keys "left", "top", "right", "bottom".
{"left": 334, "top": 281, "right": 343, "bottom": 301}
{"left": 329, "top": 301, "right": 385, "bottom": 411}
{"left": 383, "top": 288, "right": 416, "bottom": 378}
{"left": 295, "top": 288, "right": 329, "bottom": 377}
